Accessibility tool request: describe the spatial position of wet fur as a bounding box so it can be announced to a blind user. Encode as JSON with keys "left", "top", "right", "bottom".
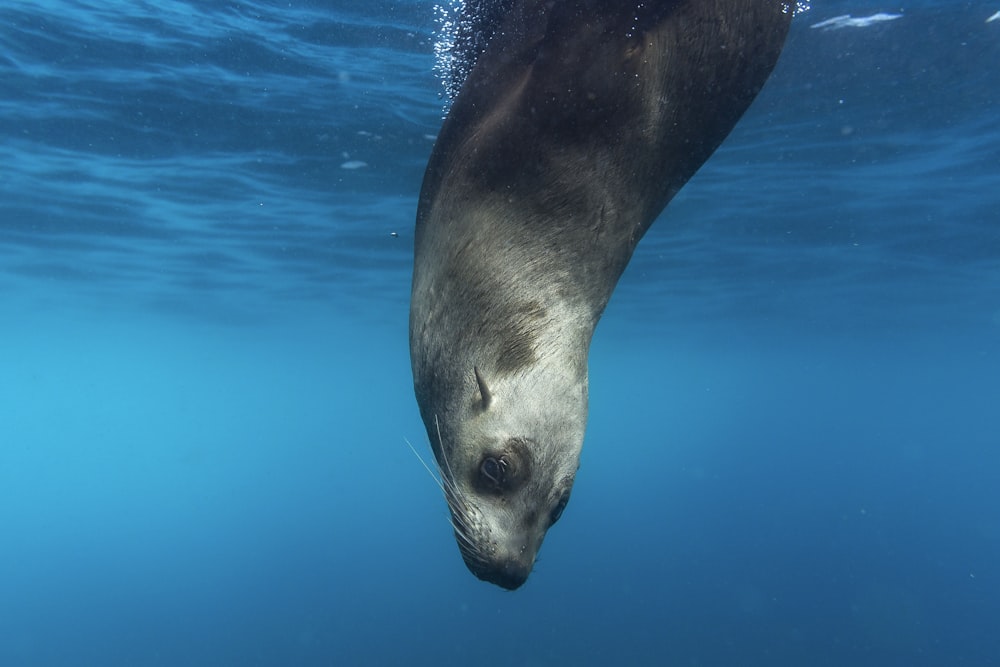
{"left": 410, "top": 0, "right": 792, "bottom": 589}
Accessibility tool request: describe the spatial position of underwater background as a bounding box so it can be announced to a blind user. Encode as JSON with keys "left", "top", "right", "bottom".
{"left": 2, "top": 1, "right": 998, "bottom": 665}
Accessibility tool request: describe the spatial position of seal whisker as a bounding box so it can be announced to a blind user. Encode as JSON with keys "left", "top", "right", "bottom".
{"left": 450, "top": 518, "right": 478, "bottom": 549}
{"left": 420, "top": 414, "right": 486, "bottom": 565}
{"left": 429, "top": 414, "right": 490, "bottom": 564}
{"left": 433, "top": 414, "right": 459, "bottom": 485}
{"left": 433, "top": 414, "right": 476, "bottom": 518}
{"left": 405, "top": 421, "right": 469, "bottom": 522}
{"left": 403, "top": 437, "right": 446, "bottom": 494}
{"left": 404, "top": 433, "right": 484, "bottom": 561}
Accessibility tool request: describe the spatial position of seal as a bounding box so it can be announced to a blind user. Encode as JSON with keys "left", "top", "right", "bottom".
{"left": 410, "top": 0, "right": 792, "bottom": 589}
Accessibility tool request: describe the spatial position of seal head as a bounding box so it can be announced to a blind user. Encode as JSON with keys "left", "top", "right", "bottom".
{"left": 410, "top": 0, "right": 792, "bottom": 589}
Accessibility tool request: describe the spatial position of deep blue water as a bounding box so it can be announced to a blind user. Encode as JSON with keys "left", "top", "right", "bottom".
{"left": 2, "top": 1, "right": 999, "bottom": 665}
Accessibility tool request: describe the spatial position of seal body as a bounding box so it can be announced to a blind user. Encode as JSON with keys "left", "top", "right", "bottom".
{"left": 410, "top": 0, "right": 791, "bottom": 589}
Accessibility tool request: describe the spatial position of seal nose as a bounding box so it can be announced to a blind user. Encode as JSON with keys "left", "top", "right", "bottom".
{"left": 472, "top": 558, "right": 531, "bottom": 590}
{"left": 460, "top": 547, "right": 533, "bottom": 590}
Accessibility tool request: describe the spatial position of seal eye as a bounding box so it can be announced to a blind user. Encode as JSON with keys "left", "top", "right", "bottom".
{"left": 473, "top": 441, "right": 529, "bottom": 495}
{"left": 480, "top": 456, "right": 506, "bottom": 487}
{"left": 549, "top": 493, "right": 570, "bottom": 527}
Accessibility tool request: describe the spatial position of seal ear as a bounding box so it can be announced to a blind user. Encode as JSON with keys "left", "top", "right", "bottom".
{"left": 474, "top": 366, "right": 493, "bottom": 411}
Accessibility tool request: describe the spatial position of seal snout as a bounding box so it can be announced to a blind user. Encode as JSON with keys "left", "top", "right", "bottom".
{"left": 465, "top": 555, "right": 532, "bottom": 591}
{"left": 458, "top": 536, "right": 535, "bottom": 590}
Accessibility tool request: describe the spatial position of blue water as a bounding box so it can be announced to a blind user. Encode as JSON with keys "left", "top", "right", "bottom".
{"left": 2, "top": 1, "right": 998, "bottom": 665}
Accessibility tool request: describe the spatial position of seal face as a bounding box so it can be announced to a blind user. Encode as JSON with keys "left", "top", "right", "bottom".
{"left": 410, "top": 0, "right": 792, "bottom": 589}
